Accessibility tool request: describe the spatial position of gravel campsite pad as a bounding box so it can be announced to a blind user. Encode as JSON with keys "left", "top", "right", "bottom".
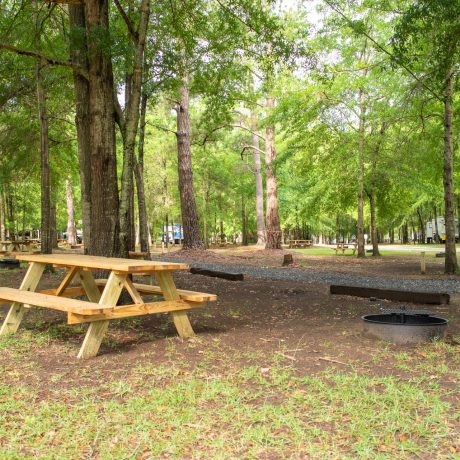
{"left": 0, "top": 249, "right": 459, "bottom": 458}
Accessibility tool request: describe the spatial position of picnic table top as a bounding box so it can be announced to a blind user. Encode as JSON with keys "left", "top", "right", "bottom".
{"left": 15, "top": 253, "right": 190, "bottom": 273}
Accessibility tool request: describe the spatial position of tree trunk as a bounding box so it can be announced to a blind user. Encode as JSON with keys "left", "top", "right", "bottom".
{"left": 118, "top": 0, "right": 150, "bottom": 257}
{"left": 417, "top": 208, "right": 426, "bottom": 244}
{"left": 85, "top": 0, "right": 120, "bottom": 257}
{"left": 264, "top": 96, "right": 282, "bottom": 249}
{"left": 36, "top": 57, "right": 52, "bottom": 254}
{"left": 369, "top": 192, "right": 380, "bottom": 256}
{"left": 69, "top": 4, "right": 91, "bottom": 251}
{"left": 65, "top": 179, "right": 78, "bottom": 246}
{"left": 251, "top": 114, "right": 266, "bottom": 245}
{"left": 433, "top": 204, "right": 439, "bottom": 242}
{"left": 175, "top": 81, "right": 204, "bottom": 250}
{"left": 134, "top": 92, "right": 150, "bottom": 256}
{"left": 50, "top": 202, "right": 58, "bottom": 249}
{"left": 357, "top": 87, "right": 366, "bottom": 258}
{"left": 242, "top": 194, "right": 247, "bottom": 245}
{"left": 0, "top": 192, "right": 4, "bottom": 241}
{"left": 442, "top": 64, "right": 457, "bottom": 273}
{"left": 369, "top": 122, "right": 386, "bottom": 256}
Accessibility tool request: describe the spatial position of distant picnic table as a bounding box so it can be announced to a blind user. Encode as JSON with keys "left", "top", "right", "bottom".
{"left": 332, "top": 242, "right": 358, "bottom": 255}
{"left": 288, "top": 239, "right": 312, "bottom": 248}
{"left": 0, "top": 253, "right": 216, "bottom": 359}
{"left": 0, "top": 240, "right": 35, "bottom": 252}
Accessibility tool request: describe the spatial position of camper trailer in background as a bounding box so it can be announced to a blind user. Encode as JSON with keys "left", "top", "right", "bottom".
{"left": 426, "top": 217, "right": 459, "bottom": 243}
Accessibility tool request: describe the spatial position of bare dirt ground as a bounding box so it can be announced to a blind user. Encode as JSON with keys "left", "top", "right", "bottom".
{"left": 161, "top": 245, "right": 453, "bottom": 279}
{"left": 0, "top": 250, "right": 458, "bottom": 390}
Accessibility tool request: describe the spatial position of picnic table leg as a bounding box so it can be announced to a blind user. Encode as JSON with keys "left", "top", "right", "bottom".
{"left": 0, "top": 262, "right": 45, "bottom": 336}
{"left": 77, "top": 271, "right": 126, "bottom": 359}
{"left": 155, "top": 271, "right": 195, "bottom": 339}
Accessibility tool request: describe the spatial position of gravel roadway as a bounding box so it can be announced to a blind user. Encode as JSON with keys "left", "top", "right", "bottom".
{"left": 164, "top": 257, "right": 460, "bottom": 294}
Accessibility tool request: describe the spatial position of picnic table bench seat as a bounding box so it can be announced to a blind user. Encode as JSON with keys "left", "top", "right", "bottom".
{"left": 95, "top": 279, "right": 217, "bottom": 303}
{"left": 0, "top": 287, "right": 111, "bottom": 316}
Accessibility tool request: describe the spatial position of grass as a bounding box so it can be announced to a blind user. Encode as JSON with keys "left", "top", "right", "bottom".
{"left": 0, "top": 332, "right": 459, "bottom": 459}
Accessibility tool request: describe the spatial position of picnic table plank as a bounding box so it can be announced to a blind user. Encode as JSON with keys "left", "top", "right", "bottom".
{"left": 95, "top": 279, "right": 217, "bottom": 302}
{"left": 15, "top": 253, "right": 189, "bottom": 272}
{"left": 0, "top": 287, "right": 112, "bottom": 315}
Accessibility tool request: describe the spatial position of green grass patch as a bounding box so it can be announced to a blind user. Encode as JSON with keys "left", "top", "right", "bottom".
{"left": 0, "top": 361, "right": 456, "bottom": 459}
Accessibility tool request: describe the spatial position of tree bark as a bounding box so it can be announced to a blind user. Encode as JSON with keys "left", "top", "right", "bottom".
{"left": 369, "top": 192, "right": 380, "bottom": 256}
{"left": 69, "top": 4, "right": 91, "bottom": 251}
{"left": 36, "top": 57, "right": 52, "bottom": 254}
{"left": 433, "top": 204, "right": 439, "bottom": 242}
{"left": 118, "top": 0, "right": 150, "bottom": 257}
{"left": 442, "top": 65, "right": 457, "bottom": 273}
{"left": 0, "top": 192, "right": 5, "bottom": 241}
{"left": 175, "top": 81, "right": 204, "bottom": 250}
{"left": 369, "top": 123, "right": 386, "bottom": 256}
{"left": 241, "top": 194, "right": 247, "bottom": 245}
{"left": 357, "top": 86, "right": 366, "bottom": 258}
{"left": 65, "top": 179, "right": 78, "bottom": 246}
{"left": 50, "top": 201, "right": 58, "bottom": 249}
{"left": 264, "top": 96, "right": 282, "bottom": 249}
{"left": 85, "top": 0, "right": 120, "bottom": 257}
{"left": 134, "top": 93, "right": 150, "bottom": 256}
{"left": 251, "top": 114, "right": 266, "bottom": 245}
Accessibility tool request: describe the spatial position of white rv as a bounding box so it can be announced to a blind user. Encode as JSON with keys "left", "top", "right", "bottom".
{"left": 426, "top": 217, "right": 459, "bottom": 243}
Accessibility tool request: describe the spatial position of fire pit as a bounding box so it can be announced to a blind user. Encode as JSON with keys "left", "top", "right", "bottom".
{"left": 362, "top": 309, "right": 448, "bottom": 344}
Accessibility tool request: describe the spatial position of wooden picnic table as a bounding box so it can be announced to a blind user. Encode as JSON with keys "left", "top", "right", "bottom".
{"left": 0, "top": 254, "right": 216, "bottom": 359}
{"left": 0, "top": 240, "right": 34, "bottom": 252}
{"left": 332, "top": 242, "right": 358, "bottom": 255}
{"left": 288, "top": 239, "right": 312, "bottom": 248}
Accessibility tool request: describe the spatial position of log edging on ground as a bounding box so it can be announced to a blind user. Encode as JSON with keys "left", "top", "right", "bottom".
{"left": 330, "top": 284, "right": 450, "bottom": 305}
{"left": 190, "top": 267, "right": 244, "bottom": 281}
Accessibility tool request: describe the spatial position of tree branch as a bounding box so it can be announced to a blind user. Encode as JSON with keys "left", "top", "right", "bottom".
{"left": 240, "top": 145, "right": 266, "bottom": 159}
{"left": 231, "top": 124, "right": 266, "bottom": 140}
{"left": 0, "top": 43, "right": 71, "bottom": 67}
{"left": 322, "top": 0, "right": 443, "bottom": 102}
{"left": 148, "top": 121, "right": 177, "bottom": 135}
{"left": 0, "top": 42, "right": 89, "bottom": 79}
{"left": 113, "top": 0, "right": 138, "bottom": 41}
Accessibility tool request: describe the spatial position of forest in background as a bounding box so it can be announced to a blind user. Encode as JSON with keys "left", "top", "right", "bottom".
{"left": 0, "top": 0, "right": 458, "bottom": 271}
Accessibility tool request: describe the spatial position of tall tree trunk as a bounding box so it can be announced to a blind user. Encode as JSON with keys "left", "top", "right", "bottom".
{"left": 242, "top": 194, "right": 247, "bottom": 245}
{"left": 417, "top": 208, "right": 426, "bottom": 244}
{"left": 357, "top": 87, "right": 366, "bottom": 258}
{"left": 50, "top": 202, "right": 58, "bottom": 249}
{"left": 118, "top": 0, "right": 150, "bottom": 257}
{"left": 134, "top": 92, "right": 150, "bottom": 256}
{"left": 0, "top": 192, "right": 4, "bottom": 241}
{"left": 369, "top": 123, "right": 386, "bottom": 256}
{"left": 69, "top": 4, "right": 91, "bottom": 251}
{"left": 442, "top": 64, "right": 457, "bottom": 273}
{"left": 264, "top": 96, "right": 282, "bottom": 249}
{"left": 369, "top": 192, "right": 380, "bottom": 256}
{"left": 433, "top": 204, "right": 439, "bottom": 242}
{"left": 85, "top": 0, "right": 120, "bottom": 257}
{"left": 162, "top": 156, "right": 169, "bottom": 248}
{"left": 36, "top": 57, "right": 52, "bottom": 254}
{"left": 175, "top": 81, "right": 204, "bottom": 250}
{"left": 251, "top": 114, "right": 266, "bottom": 245}
{"left": 65, "top": 179, "right": 78, "bottom": 246}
